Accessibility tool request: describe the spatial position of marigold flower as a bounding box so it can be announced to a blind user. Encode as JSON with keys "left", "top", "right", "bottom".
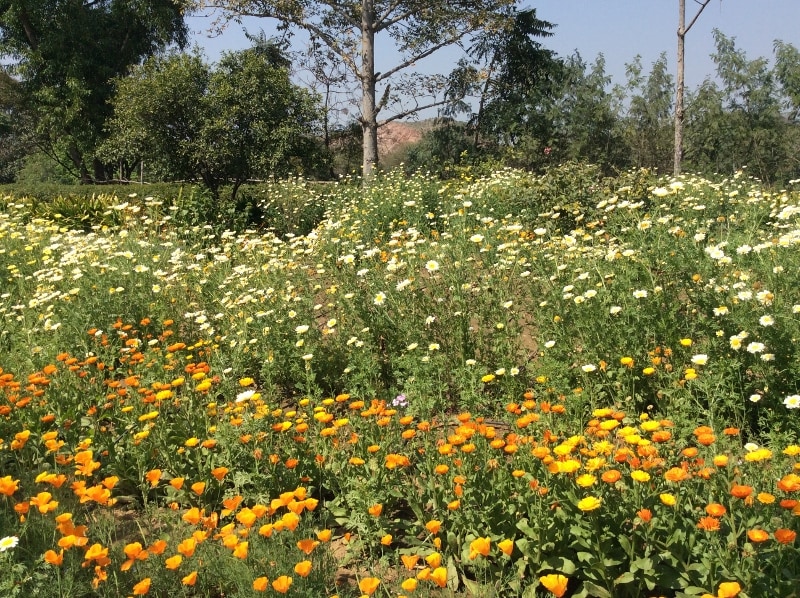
{"left": 705, "top": 503, "right": 726, "bottom": 517}
{"left": 717, "top": 581, "right": 742, "bottom": 598}
{"left": 747, "top": 529, "right": 770, "bottom": 543}
{"left": 577, "top": 496, "right": 602, "bottom": 512}
{"left": 697, "top": 516, "right": 720, "bottom": 531}
{"left": 425, "top": 520, "right": 442, "bottom": 534}
{"left": 601, "top": 470, "right": 621, "bottom": 484}
{"left": 777, "top": 473, "right": 800, "bottom": 492}
{"left": 731, "top": 485, "right": 753, "bottom": 499}
{"left": 774, "top": 528, "right": 796, "bottom": 544}
{"left": 539, "top": 573, "right": 569, "bottom": 597}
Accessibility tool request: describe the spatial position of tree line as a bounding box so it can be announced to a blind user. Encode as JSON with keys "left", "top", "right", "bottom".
{"left": 2, "top": 1, "right": 799, "bottom": 193}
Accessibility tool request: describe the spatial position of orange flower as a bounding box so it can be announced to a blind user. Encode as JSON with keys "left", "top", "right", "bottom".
{"left": 165, "top": 554, "right": 182, "bottom": 570}
{"left": 539, "top": 573, "right": 569, "bottom": 597}
{"left": 705, "top": 503, "right": 726, "bottom": 517}
{"left": 191, "top": 482, "right": 206, "bottom": 495}
{"left": 169, "top": 477, "right": 184, "bottom": 490}
{"left": 272, "top": 575, "right": 293, "bottom": 593}
{"left": 182, "top": 507, "right": 202, "bottom": 525}
{"left": 664, "top": 467, "right": 690, "bottom": 482}
{"left": 182, "top": 570, "right": 198, "bottom": 586}
{"left": 777, "top": 473, "right": 800, "bottom": 492}
{"left": 731, "top": 485, "right": 753, "bottom": 499}
{"left": 717, "top": 581, "right": 742, "bottom": 598}
{"left": 211, "top": 467, "right": 229, "bottom": 481}
{"left": 425, "top": 520, "right": 442, "bottom": 534}
{"left": 368, "top": 504, "right": 383, "bottom": 517}
{"left": 316, "top": 529, "right": 332, "bottom": 542}
{"left": 747, "top": 529, "right": 769, "bottom": 543}
{"left": 0, "top": 475, "right": 19, "bottom": 496}
{"left": 294, "top": 560, "right": 312, "bottom": 577}
{"left": 145, "top": 469, "right": 162, "bottom": 487}
{"left": 637, "top": 508, "right": 652, "bottom": 523}
{"left": 401, "top": 554, "right": 420, "bottom": 571}
{"left": 358, "top": 577, "right": 381, "bottom": 595}
{"left": 132, "top": 578, "right": 151, "bottom": 595}
{"left": 232, "top": 541, "right": 248, "bottom": 559}
{"left": 469, "top": 537, "right": 491, "bottom": 559}
{"left": 401, "top": 578, "right": 418, "bottom": 592}
{"left": 252, "top": 576, "right": 269, "bottom": 592}
{"left": 148, "top": 539, "right": 167, "bottom": 555}
{"left": 44, "top": 549, "right": 64, "bottom": 566}
{"left": 601, "top": 469, "right": 621, "bottom": 484}
{"left": 697, "top": 516, "right": 720, "bottom": 531}
{"left": 177, "top": 537, "right": 196, "bottom": 558}
{"left": 430, "top": 566, "right": 448, "bottom": 588}
{"left": 774, "top": 528, "right": 796, "bottom": 544}
{"left": 296, "top": 538, "right": 319, "bottom": 555}
{"left": 497, "top": 539, "right": 514, "bottom": 556}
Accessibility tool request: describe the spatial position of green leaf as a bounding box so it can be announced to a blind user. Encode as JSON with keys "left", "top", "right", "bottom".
{"left": 446, "top": 556, "right": 460, "bottom": 592}
{"left": 516, "top": 519, "right": 537, "bottom": 538}
{"left": 576, "top": 550, "right": 595, "bottom": 564}
{"left": 536, "top": 556, "right": 576, "bottom": 575}
{"left": 632, "top": 556, "right": 653, "bottom": 572}
{"left": 582, "top": 581, "right": 613, "bottom": 598}
{"left": 614, "top": 572, "right": 636, "bottom": 585}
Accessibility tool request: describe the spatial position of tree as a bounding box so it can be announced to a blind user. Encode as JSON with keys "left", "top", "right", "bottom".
{"left": 675, "top": 0, "right": 711, "bottom": 175}
{"left": 622, "top": 53, "right": 674, "bottom": 172}
{"left": 0, "top": 0, "right": 188, "bottom": 182}
{"left": 197, "top": 0, "right": 516, "bottom": 180}
{"left": 101, "top": 46, "right": 323, "bottom": 198}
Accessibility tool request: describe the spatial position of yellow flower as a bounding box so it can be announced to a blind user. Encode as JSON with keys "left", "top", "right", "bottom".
{"left": 575, "top": 474, "right": 596, "bottom": 488}
{"left": 577, "top": 496, "right": 602, "bottom": 512}
{"left": 660, "top": 493, "right": 677, "bottom": 506}
{"left": 630, "top": 470, "right": 651, "bottom": 483}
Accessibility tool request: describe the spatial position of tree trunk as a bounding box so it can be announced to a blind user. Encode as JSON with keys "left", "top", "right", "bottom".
{"left": 674, "top": 0, "right": 685, "bottom": 176}
{"left": 360, "top": 0, "right": 378, "bottom": 181}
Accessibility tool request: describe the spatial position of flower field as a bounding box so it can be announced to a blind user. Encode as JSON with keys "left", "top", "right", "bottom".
{"left": 1, "top": 166, "right": 799, "bottom": 597}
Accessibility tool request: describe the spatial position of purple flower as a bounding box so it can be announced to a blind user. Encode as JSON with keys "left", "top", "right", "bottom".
{"left": 392, "top": 394, "right": 408, "bottom": 407}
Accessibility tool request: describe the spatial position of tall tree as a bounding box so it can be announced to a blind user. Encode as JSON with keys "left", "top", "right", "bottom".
{"left": 622, "top": 53, "right": 674, "bottom": 172}
{"left": 674, "top": 0, "right": 711, "bottom": 175}
{"left": 197, "top": 0, "right": 515, "bottom": 180}
{"left": 101, "top": 46, "right": 322, "bottom": 198}
{"left": 0, "top": 0, "right": 188, "bottom": 182}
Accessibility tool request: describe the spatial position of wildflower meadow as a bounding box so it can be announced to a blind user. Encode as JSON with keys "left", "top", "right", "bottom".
{"left": 1, "top": 165, "right": 799, "bottom": 597}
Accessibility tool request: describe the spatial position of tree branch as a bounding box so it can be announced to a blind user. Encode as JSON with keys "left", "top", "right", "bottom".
{"left": 377, "top": 31, "right": 469, "bottom": 81}
{"left": 684, "top": 0, "right": 712, "bottom": 34}
{"left": 379, "top": 97, "right": 454, "bottom": 125}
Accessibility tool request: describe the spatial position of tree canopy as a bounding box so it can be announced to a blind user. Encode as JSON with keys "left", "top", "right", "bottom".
{"left": 197, "top": 0, "right": 516, "bottom": 179}
{"left": 0, "top": 0, "right": 189, "bottom": 181}
{"left": 101, "top": 45, "right": 323, "bottom": 198}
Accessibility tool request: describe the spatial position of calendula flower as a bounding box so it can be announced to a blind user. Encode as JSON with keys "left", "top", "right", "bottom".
{"left": 577, "top": 496, "right": 602, "bottom": 512}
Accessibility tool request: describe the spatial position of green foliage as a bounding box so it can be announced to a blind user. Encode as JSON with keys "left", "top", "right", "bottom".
{"left": 101, "top": 46, "right": 324, "bottom": 199}
{"left": 0, "top": 0, "right": 188, "bottom": 181}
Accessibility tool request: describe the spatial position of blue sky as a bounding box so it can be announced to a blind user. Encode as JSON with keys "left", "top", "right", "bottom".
{"left": 188, "top": 1, "right": 800, "bottom": 92}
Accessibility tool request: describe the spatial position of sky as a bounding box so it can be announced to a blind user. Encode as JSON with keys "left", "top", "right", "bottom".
{"left": 187, "top": 1, "right": 800, "bottom": 113}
